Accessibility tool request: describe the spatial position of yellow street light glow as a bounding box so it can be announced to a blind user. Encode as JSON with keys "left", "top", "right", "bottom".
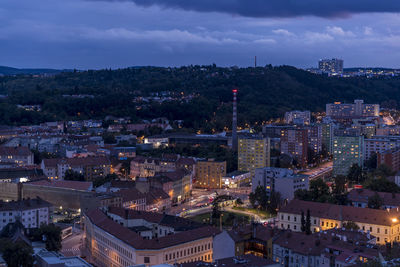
{"left": 392, "top": 218, "right": 398, "bottom": 223}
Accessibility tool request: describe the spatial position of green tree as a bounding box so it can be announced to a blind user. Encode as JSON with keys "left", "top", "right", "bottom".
{"left": 347, "top": 164, "right": 363, "bottom": 184}
{"left": 364, "top": 178, "right": 400, "bottom": 193}
{"left": 333, "top": 175, "right": 347, "bottom": 195}
{"left": 342, "top": 221, "right": 360, "bottom": 230}
{"left": 365, "top": 152, "right": 377, "bottom": 169}
{"left": 309, "top": 178, "right": 329, "bottom": 201}
{"left": 305, "top": 209, "right": 311, "bottom": 235}
{"left": 367, "top": 193, "right": 384, "bottom": 209}
{"left": 249, "top": 186, "right": 268, "bottom": 210}
{"left": 40, "top": 224, "right": 62, "bottom": 251}
{"left": 2, "top": 241, "right": 34, "bottom": 267}
{"left": 267, "top": 191, "right": 281, "bottom": 214}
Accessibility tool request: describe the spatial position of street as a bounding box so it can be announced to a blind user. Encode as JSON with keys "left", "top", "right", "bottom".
{"left": 61, "top": 229, "right": 84, "bottom": 257}
{"left": 166, "top": 187, "right": 250, "bottom": 216}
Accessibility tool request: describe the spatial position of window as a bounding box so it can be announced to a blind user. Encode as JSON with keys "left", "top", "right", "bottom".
{"left": 314, "top": 219, "right": 316, "bottom": 225}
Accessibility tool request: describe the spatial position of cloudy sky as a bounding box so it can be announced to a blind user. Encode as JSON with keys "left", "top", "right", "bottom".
{"left": 1, "top": 0, "right": 400, "bottom": 69}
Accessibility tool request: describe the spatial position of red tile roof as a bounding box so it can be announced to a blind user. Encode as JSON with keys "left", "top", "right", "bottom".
{"left": 28, "top": 179, "right": 93, "bottom": 191}
{"left": 348, "top": 189, "right": 400, "bottom": 208}
{"left": 0, "top": 146, "right": 32, "bottom": 156}
{"left": 43, "top": 157, "right": 110, "bottom": 168}
{"left": 85, "top": 209, "right": 219, "bottom": 249}
{"left": 280, "top": 199, "right": 400, "bottom": 226}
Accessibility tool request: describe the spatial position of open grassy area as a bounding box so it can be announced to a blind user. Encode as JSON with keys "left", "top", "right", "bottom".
{"left": 188, "top": 211, "right": 252, "bottom": 228}
{"left": 232, "top": 206, "right": 272, "bottom": 218}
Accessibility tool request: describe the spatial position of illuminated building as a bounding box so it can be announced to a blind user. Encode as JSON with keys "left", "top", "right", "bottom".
{"left": 195, "top": 159, "right": 226, "bottom": 189}
{"left": 238, "top": 136, "right": 270, "bottom": 176}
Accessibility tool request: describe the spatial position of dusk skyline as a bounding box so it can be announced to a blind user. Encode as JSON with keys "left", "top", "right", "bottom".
{"left": 2, "top": 0, "right": 400, "bottom": 69}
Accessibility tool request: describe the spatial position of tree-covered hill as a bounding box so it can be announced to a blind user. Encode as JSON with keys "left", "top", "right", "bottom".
{"left": 0, "top": 65, "right": 399, "bottom": 131}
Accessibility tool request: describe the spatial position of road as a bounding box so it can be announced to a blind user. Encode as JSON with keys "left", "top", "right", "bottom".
{"left": 61, "top": 230, "right": 84, "bottom": 257}
{"left": 301, "top": 161, "right": 333, "bottom": 180}
{"left": 166, "top": 187, "right": 251, "bottom": 216}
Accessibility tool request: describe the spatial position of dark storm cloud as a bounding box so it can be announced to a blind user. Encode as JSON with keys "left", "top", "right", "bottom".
{"left": 124, "top": 0, "right": 400, "bottom": 18}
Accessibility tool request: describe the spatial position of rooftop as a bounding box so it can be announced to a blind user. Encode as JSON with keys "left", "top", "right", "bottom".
{"left": 279, "top": 199, "right": 400, "bottom": 226}
{"left": 28, "top": 179, "right": 93, "bottom": 191}
{"left": 85, "top": 209, "right": 219, "bottom": 250}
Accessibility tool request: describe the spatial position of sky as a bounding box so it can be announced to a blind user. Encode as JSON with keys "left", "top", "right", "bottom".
{"left": 1, "top": 0, "right": 400, "bottom": 69}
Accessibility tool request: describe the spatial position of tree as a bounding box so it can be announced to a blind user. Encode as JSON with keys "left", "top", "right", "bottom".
{"left": 365, "top": 152, "right": 377, "bottom": 169}
{"left": 236, "top": 198, "right": 243, "bottom": 206}
{"left": 249, "top": 186, "right": 268, "bottom": 210}
{"left": 2, "top": 241, "right": 34, "bottom": 267}
{"left": 40, "top": 223, "right": 62, "bottom": 251}
{"left": 301, "top": 211, "right": 306, "bottom": 232}
{"left": 364, "top": 178, "right": 400, "bottom": 193}
{"left": 309, "top": 178, "right": 329, "bottom": 201}
{"left": 347, "top": 164, "right": 363, "bottom": 184}
{"left": 267, "top": 191, "right": 281, "bottom": 214}
{"left": 333, "top": 175, "right": 347, "bottom": 195}
{"left": 342, "top": 221, "right": 360, "bottom": 230}
{"left": 64, "top": 169, "right": 85, "bottom": 181}
{"left": 305, "top": 209, "right": 312, "bottom": 235}
{"left": 367, "top": 193, "right": 384, "bottom": 209}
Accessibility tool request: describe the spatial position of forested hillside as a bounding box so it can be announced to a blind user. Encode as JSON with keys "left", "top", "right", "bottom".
{"left": 0, "top": 65, "right": 399, "bottom": 131}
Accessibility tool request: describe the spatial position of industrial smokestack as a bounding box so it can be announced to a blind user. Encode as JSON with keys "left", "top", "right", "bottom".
{"left": 232, "top": 89, "right": 238, "bottom": 151}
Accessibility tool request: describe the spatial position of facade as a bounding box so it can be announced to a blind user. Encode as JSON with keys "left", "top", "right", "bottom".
{"left": 318, "top": 58, "right": 343, "bottom": 74}
{"left": 279, "top": 128, "right": 308, "bottom": 168}
{"left": 195, "top": 159, "right": 226, "bottom": 189}
{"left": 284, "top": 111, "right": 311, "bottom": 125}
{"left": 304, "top": 124, "right": 322, "bottom": 155}
{"left": 0, "top": 147, "right": 34, "bottom": 166}
{"left": 326, "top": 100, "right": 379, "bottom": 119}
{"left": 278, "top": 199, "right": 400, "bottom": 244}
{"left": 213, "top": 224, "right": 275, "bottom": 261}
{"left": 320, "top": 123, "right": 335, "bottom": 154}
{"left": 0, "top": 197, "right": 51, "bottom": 231}
{"left": 130, "top": 155, "right": 179, "bottom": 178}
{"left": 84, "top": 208, "right": 219, "bottom": 267}
{"left": 149, "top": 169, "right": 191, "bottom": 203}
{"left": 253, "top": 167, "right": 309, "bottom": 201}
{"left": 332, "top": 133, "right": 364, "bottom": 176}
{"left": 41, "top": 157, "right": 111, "bottom": 180}
{"left": 365, "top": 135, "right": 400, "bottom": 160}
{"left": 377, "top": 147, "right": 400, "bottom": 172}
{"left": 238, "top": 137, "right": 270, "bottom": 176}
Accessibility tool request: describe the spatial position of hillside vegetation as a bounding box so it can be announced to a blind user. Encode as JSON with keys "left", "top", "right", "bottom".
{"left": 0, "top": 65, "right": 399, "bottom": 131}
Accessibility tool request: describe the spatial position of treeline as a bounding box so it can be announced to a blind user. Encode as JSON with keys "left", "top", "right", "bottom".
{"left": 1, "top": 65, "right": 400, "bottom": 131}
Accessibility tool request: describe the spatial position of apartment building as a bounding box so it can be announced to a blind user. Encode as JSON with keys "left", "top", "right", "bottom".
{"left": 326, "top": 100, "right": 379, "bottom": 119}
{"left": 41, "top": 157, "right": 111, "bottom": 180}
{"left": 0, "top": 147, "right": 34, "bottom": 166}
{"left": 195, "top": 159, "right": 226, "bottom": 189}
{"left": 377, "top": 147, "right": 400, "bottom": 172}
{"left": 332, "top": 133, "right": 364, "bottom": 176}
{"left": 253, "top": 167, "right": 309, "bottom": 201}
{"left": 0, "top": 197, "right": 51, "bottom": 231}
{"left": 238, "top": 136, "right": 270, "bottom": 175}
{"left": 284, "top": 111, "right": 311, "bottom": 125}
{"left": 365, "top": 136, "right": 400, "bottom": 160}
{"left": 278, "top": 199, "right": 400, "bottom": 244}
{"left": 279, "top": 128, "right": 308, "bottom": 168}
{"left": 84, "top": 208, "right": 219, "bottom": 267}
